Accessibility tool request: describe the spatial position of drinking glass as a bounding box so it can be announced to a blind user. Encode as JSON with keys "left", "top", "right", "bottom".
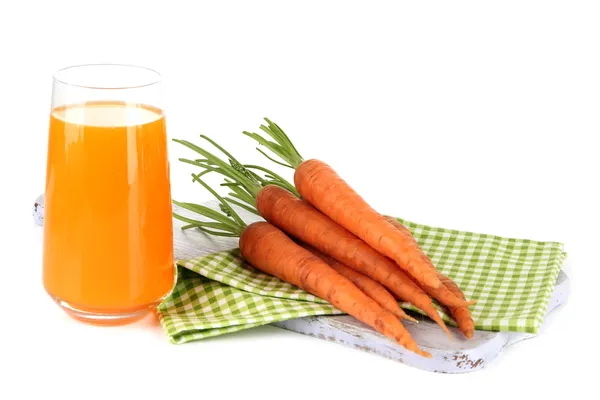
{"left": 43, "top": 64, "right": 175, "bottom": 325}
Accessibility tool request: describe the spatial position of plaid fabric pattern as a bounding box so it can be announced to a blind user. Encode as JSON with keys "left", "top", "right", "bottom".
{"left": 157, "top": 219, "right": 566, "bottom": 343}
{"left": 158, "top": 263, "right": 342, "bottom": 344}
{"left": 396, "top": 218, "right": 566, "bottom": 333}
{"left": 180, "top": 249, "right": 328, "bottom": 303}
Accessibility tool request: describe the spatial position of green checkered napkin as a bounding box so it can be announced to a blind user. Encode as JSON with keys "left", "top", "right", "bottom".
{"left": 397, "top": 218, "right": 566, "bottom": 333}
{"left": 157, "top": 250, "right": 343, "bottom": 344}
{"left": 157, "top": 219, "right": 566, "bottom": 343}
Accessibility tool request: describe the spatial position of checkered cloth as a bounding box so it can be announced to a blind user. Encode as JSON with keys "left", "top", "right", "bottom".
{"left": 157, "top": 218, "right": 566, "bottom": 344}
{"left": 157, "top": 250, "right": 342, "bottom": 344}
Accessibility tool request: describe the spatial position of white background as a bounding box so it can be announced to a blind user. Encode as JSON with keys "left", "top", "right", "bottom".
{"left": 0, "top": 1, "right": 598, "bottom": 398}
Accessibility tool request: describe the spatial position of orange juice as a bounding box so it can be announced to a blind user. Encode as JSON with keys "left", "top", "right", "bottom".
{"left": 43, "top": 101, "right": 174, "bottom": 322}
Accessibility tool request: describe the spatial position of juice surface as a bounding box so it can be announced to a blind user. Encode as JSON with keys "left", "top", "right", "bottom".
{"left": 43, "top": 102, "right": 174, "bottom": 311}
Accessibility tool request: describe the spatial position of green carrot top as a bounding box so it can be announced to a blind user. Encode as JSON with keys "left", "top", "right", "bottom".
{"left": 242, "top": 118, "right": 305, "bottom": 169}
{"left": 172, "top": 132, "right": 300, "bottom": 230}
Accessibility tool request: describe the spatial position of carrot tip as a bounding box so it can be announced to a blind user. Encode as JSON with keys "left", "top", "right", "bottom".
{"left": 464, "top": 329, "right": 474, "bottom": 339}
{"left": 402, "top": 315, "right": 418, "bottom": 324}
{"left": 394, "top": 309, "right": 418, "bottom": 323}
{"left": 416, "top": 349, "right": 432, "bottom": 358}
{"left": 466, "top": 299, "right": 477, "bottom": 306}
{"left": 427, "top": 280, "right": 442, "bottom": 289}
{"left": 444, "top": 328, "right": 453, "bottom": 342}
{"left": 431, "top": 315, "right": 453, "bottom": 341}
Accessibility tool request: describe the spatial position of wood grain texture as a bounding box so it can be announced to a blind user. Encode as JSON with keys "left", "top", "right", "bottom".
{"left": 33, "top": 195, "right": 570, "bottom": 373}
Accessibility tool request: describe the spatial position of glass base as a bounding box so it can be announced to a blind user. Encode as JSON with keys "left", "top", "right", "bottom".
{"left": 51, "top": 296, "right": 160, "bottom": 326}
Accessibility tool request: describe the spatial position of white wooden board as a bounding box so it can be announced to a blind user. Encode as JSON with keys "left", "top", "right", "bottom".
{"left": 33, "top": 195, "right": 569, "bottom": 373}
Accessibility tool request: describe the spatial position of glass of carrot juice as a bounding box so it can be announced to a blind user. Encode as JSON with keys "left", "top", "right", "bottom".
{"left": 43, "top": 64, "right": 175, "bottom": 325}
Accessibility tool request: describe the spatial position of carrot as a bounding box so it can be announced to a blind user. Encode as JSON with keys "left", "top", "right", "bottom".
{"left": 243, "top": 120, "right": 442, "bottom": 289}
{"left": 241, "top": 222, "right": 430, "bottom": 357}
{"left": 295, "top": 159, "right": 442, "bottom": 288}
{"left": 173, "top": 176, "right": 431, "bottom": 357}
{"left": 437, "top": 274, "right": 475, "bottom": 339}
{"left": 383, "top": 216, "right": 475, "bottom": 339}
{"left": 256, "top": 185, "right": 455, "bottom": 339}
{"left": 299, "top": 243, "right": 418, "bottom": 323}
{"left": 173, "top": 136, "right": 462, "bottom": 337}
{"left": 382, "top": 216, "right": 476, "bottom": 309}
{"left": 389, "top": 272, "right": 453, "bottom": 340}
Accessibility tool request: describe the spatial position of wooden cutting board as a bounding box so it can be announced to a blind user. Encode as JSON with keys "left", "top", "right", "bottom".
{"left": 33, "top": 196, "right": 570, "bottom": 373}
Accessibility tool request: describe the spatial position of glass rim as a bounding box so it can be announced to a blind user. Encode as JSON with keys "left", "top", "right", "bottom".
{"left": 53, "top": 63, "right": 161, "bottom": 90}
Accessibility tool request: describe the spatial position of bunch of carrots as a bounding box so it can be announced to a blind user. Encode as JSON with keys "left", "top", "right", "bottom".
{"left": 173, "top": 119, "right": 475, "bottom": 358}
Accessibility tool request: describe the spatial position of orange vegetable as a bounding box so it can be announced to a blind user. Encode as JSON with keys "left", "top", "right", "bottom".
{"left": 174, "top": 134, "right": 455, "bottom": 342}
{"left": 437, "top": 274, "right": 475, "bottom": 339}
{"left": 300, "top": 243, "right": 418, "bottom": 323}
{"left": 174, "top": 175, "right": 431, "bottom": 357}
{"left": 383, "top": 216, "right": 475, "bottom": 339}
{"left": 244, "top": 120, "right": 441, "bottom": 289}
{"left": 240, "top": 222, "right": 431, "bottom": 357}
{"left": 382, "top": 216, "right": 476, "bottom": 308}
{"left": 256, "top": 185, "right": 455, "bottom": 338}
{"left": 295, "top": 159, "right": 442, "bottom": 289}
